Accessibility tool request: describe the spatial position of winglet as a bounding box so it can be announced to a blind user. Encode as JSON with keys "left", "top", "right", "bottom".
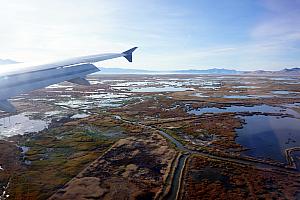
{"left": 122, "top": 47, "right": 138, "bottom": 62}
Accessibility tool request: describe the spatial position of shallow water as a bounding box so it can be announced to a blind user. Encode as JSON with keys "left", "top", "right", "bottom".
{"left": 111, "top": 81, "right": 155, "bottom": 87}
{"left": 283, "top": 102, "right": 300, "bottom": 108}
{"left": 71, "top": 113, "right": 90, "bottom": 119}
{"left": 0, "top": 113, "right": 48, "bottom": 138}
{"left": 55, "top": 100, "right": 93, "bottom": 109}
{"left": 272, "top": 90, "right": 291, "bottom": 95}
{"left": 44, "top": 111, "right": 63, "bottom": 117}
{"left": 236, "top": 115, "right": 300, "bottom": 163}
{"left": 251, "top": 94, "right": 275, "bottom": 98}
{"left": 189, "top": 104, "right": 300, "bottom": 163}
{"left": 223, "top": 94, "right": 275, "bottom": 99}
{"left": 271, "top": 90, "right": 300, "bottom": 96}
{"left": 55, "top": 98, "right": 124, "bottom": 109}
{"left": 223, "top": 95, "right": 253, "bottom": 99}
{"left": 269, "top": 77, "right": 297, "bottom": 81}
{"left": 130, "top": 86, "right": 193, "bottom": 92}
{"left": 85, "top": 93, "right": 129, "bottom": 99}
{"left": 165, "top": 154, "right": 188, "bottom": 200}
{"left": 188, "top": 104, "right": 300, "bottom": 118}
{"left": 232, "top": 85, "right": 260, "bottom": 89}
{"left": 191, "top": 93, "right": 210, "bottom": 98}
{"left": 110, "top": 79, "right": 220, "bottom": 91}
{"left": 282, "top": 82, "right": 300, "bottom": 85}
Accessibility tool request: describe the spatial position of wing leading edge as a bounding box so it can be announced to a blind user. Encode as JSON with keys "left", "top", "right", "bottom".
{"left": 0, "top": 47, "right": 137, "bottom": 112}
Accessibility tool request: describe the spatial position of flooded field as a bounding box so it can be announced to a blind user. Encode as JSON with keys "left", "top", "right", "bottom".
{"left": 188, "top": 104, "right": 300, "bottom": 118}
{"left": 236, "top": 115, "right": 300, "bottom": 163}
{"left": 130, "top": 86, "right": 193, "bottom": 92}
{"left": 0, "top": 74, "right": 300, "bottom": 199}
{"left": 0, "top": 113, "right": 49, "bottom": 138}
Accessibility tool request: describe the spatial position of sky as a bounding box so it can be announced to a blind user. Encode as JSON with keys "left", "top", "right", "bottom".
{"left": 0, "top": 0, "right": 300, "bottom": 71}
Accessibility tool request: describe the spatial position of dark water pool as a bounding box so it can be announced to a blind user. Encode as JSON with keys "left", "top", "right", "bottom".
{"left": 188, "top": 104, "right": 300, "bottom": 118}
{"left": 236, "top": 115, "right": 300, "bottom": 163}
{"left": 188, "top": 104, "right": 300, "bottom": 163}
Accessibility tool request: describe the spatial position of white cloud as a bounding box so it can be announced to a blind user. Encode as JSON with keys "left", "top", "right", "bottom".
{"left": 0, "top": 59, "right": 19, "bottom": 65}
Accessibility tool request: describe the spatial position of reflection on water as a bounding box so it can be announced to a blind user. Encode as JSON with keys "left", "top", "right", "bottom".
{"left": 55, "top": 99, "right": 123, "bottom": 109}
{"left": 44, "top": 111, "right": 63, "bottom": 117}
{"left": 85, "top": 93, "right": 130, "bottom": 99}
{"left": 223, "top": 95, "right": 254, "bottom": 99}
{"left": 236, "top": 116, "right": 300, "bottom": 163}
{"left": 191, "top": 93, "right": 290, "bottom": 99}
{"left": 272, "top": 90, "right": 300, "bottom": 96}
{"left": 225, "top": 93, "right": 300, "bottom": 99}
{"left": 269, "top": 77, "right": 296, "bottom": 81}
{"left": 130, "top": 86, "right": 193, "bottom": 92}
{"left": 55, "top": 100, "right": 93, "bottom": 109}
{"left": 111, "top": 81, "right": 154, "bottom": 87}
{"left": 223, "top": 94, "right": 285, "bottom": 99}
{"left": 283, "top": 102, "right": 300, "bottom": 108}
{"left": 191, "top": 93, "right": 210, "bottom": 98}
{"left": 55, "top": 94, "right": 128, "bottom": 110}
{"left": 272, "top": 91, "right": 290, "bottom": 95}
{"left": 0, "top": 113, "right": 48, "bottom": 138}
{"left": 71, "top": 113, "right": 90, "bottom": 119}
{"left": 188, "top": 104, "right": 300, "bottom": 118}
{"left": 232, "top": 86, "right": 260, "bottom": 89}
{"left": 189, "top": 104, "right": 300, "bottom": 163}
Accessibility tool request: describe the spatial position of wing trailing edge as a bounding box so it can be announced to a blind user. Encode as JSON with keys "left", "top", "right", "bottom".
{"left": 67, "top": 77, "right": 90, "bottom": 86}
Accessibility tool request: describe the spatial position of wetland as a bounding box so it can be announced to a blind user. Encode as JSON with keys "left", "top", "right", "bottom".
{"left": 0, "top": 74, "right": 300, "bottom": 199}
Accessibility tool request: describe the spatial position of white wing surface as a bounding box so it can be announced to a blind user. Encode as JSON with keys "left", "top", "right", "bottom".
{"left": 0, "top": 47, "right": 137, "bottom": 112}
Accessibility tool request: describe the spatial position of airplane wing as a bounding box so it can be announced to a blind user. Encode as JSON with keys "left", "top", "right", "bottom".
{"left": 0, "top": 47, "right": 137, "bottom": 112}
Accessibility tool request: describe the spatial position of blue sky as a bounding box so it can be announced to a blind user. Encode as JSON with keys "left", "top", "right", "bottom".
{"left": 0, "top": 0, "right": 300, "bottom": 70}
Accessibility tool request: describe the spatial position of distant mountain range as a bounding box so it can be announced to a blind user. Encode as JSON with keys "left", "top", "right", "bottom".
{"left": 244, "top": 67, "right": 300, "bottom": 75}
{"left": 97, "top": 67, "right": 241, "bottom": 74}
{"left": 173, "top": 68, "right": 239, "bottom": 74}
{"left": 98, "top": 67, "right": 152, "bottom": 74}
{"left": 282, "top": 67, "right": 300, "bottom": 74}
{"left": 1, "top": 59, "right": 299, "bottom": 75}
{"left": 98, "top": 67, "right": 300, "bottom": 75}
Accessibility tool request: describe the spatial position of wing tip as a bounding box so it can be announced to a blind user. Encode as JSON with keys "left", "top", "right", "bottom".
{"left": 122, "top": 47, "right": 138, "bottom": 62}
